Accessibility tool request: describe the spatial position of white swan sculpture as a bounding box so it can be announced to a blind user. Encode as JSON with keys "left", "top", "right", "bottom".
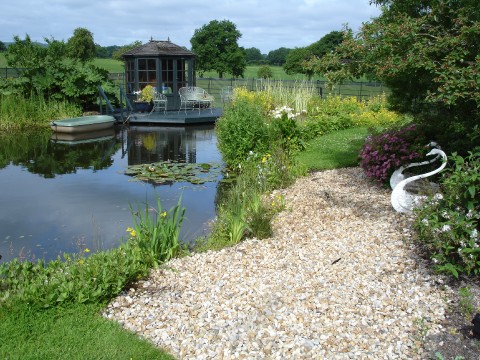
{"left": 391, "top": 148, "right": 447, "bottom": 213}
{"left": 389, "top": 142, "right": 441, "bottom": 190}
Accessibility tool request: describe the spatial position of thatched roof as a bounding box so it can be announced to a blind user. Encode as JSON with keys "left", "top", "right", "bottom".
{"left": 122, "top": 39, "right": 195, "bottom": 57}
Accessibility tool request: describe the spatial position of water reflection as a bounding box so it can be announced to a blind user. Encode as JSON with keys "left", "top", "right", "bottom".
{"left": 121, "top": 125, "right": 219, "bottom": 166}
{"left": 0, "top": 125, "right": 221, "bottom": 263}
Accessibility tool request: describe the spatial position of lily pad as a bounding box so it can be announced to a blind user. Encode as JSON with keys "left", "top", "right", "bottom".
{"left": 125, "top": 161, "right": 223, "bottom": 185}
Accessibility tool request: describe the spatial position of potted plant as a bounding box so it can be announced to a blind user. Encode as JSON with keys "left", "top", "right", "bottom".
{"left": 134, "top": 85, "right": 155, "bottom": 112}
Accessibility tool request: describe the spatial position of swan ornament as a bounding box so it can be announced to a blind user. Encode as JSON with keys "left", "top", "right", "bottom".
{"left": 391, "top": 148, "right": 447, "bottom": 213}
{"left": 389, "top": 142, "right": 441, "bottom": 190}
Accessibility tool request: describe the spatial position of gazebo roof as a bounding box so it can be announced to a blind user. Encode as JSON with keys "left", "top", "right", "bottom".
{"left": 122, "top": 39, "right": 195, "bottom": 57}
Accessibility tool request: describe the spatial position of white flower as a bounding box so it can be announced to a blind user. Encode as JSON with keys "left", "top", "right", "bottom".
{"left": 433, "top": 193, "right": 444, "bottom": 201}
{"left": 441, "top": 224, "right": 451, "bottom": 232}
{"left": 421, "top": 218, "right": 429, "bottom": 225}
{"left": 471, "top": 229, "right": 478, "bottom": 240}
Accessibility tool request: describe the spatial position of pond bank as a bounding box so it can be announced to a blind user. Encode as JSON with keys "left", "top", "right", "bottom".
{"left": 103, "top": 167, "right": 451, "bottom": 359}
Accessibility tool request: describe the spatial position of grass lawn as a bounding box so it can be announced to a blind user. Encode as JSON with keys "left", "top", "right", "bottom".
{"left": 0, "top": 303, "right": 173, "bottom": 360}
{"left": 296, "top": 127, "right": 369, "bottom": 171}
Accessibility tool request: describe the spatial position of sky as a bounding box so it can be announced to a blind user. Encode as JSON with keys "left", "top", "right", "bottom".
{"left": 0, "top": 0, "right": 381, "bottom": 54}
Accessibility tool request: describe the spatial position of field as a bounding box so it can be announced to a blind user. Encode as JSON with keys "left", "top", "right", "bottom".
{"left": 1, "top": 55, "right": 388, "bottom": 103}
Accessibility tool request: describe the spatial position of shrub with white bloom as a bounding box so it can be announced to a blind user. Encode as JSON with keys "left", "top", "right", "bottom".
{"left": 441, "top": 224, "right": 451, "bottom": 232}
{"left": 270, "top": 105, "right": 296, "bottom": 120}
{"left": 471, "top": 228, "right": 479, "bottom": 240}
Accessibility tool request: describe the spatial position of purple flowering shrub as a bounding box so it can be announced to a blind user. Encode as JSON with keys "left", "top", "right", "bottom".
{"left": 359, "top": 124, "right": 427, "bottom": 185}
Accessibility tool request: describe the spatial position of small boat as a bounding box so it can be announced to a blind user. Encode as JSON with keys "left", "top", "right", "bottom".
{"left": 50, "top": 115, "right": 116, "bottom": 133}
{"left": 50, "top": 128, "right": 115, "bottom": 144}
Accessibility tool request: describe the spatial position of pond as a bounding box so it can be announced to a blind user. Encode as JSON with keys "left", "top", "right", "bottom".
{"left": 0, "top": 124, "right": 223, "bottom": 264}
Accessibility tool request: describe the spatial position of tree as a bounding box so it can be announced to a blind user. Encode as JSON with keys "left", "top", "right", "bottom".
{"left": 190, "top": 20, "right": 247, "bottom": 78}
{"left": 112, "top": 41, "right": 142, "bottom": 61}
{"left": 67, "top": 27, "right": 96, "bottom": 63}
{"left": 266, "top": 47, "right": 291, "bottom": 66}
{"left": 245, "top": 47, "right": 264, "bottom": 64}
{"left": 284, "top": 47, "right": 315, "bottom": 79}
{"left": 306, "top": 0, "right": 480, "bottom": 152}
{"left": 0, "top": 41, "right": 6, "bottom": 52}
{"left": 257, "top": 65, "right": 273, "bottom": 79}
{"left": 284, "top": 31, "right": 344, "bottom": 79}
{"left": 308, "top": 31, "right": 344, "bottom": 56}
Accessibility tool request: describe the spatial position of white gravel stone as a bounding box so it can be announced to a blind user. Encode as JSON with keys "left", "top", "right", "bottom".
{"left": 103, "top": 168, "right": 451, "bottom": 359}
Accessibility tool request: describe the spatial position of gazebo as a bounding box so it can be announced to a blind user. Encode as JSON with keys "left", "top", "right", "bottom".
{"left": 122, "top": 39, "right": 196, "bottom": 110}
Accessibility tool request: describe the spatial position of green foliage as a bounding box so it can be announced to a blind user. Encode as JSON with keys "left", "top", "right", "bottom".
{"left": 301, "top": 96, "right": 361, "bottom": 140}
{"left": 138, "top": 84, "right": 155, "bottom": 102}
{"left": 129, "top": 197, "right": 185, "bottom": 267}
{"left": 2, "top": 34, "right": 115, "bottom": 111}
{"left": 266, "top": 47, "right": 291, "bottom": 66}
{"left": 284, "top": 47, "right": 316, "bottom": 79}
{"left": 309, "top": 1, "right": 480, "bottom": 153}
{"left": 0, "top": 198, "right": 185, "bottom": 308}
{"left": 216, "top": 95, "right": 270, "bottom": 167}
{"left": 66, "top": 27, "right": 96, "bottom": 63}
{"left": 111, "top": 41, "right": 142, "bottom": 61}
{"left": 0, "top": 41, "right": 6, "bottom": 52}
{"left": 245, "top": 47, "right": 265, "bottom": 64}
{"left": 458, "top": 286, "right": 475, "bottom": 319}
{"left": 191, "top": 20, "right": 247, "bottom": 78}
{"left": 201, "top": 150, "right": 294, "bottom": 250}
{"left": 257, "top": 65, "right": 273, "bottom": 79}
{"left": 269, "top": 106, "right": 304, "bottom": 154}
{"left": 0, "top": 93, "right": 81, "bottom": 131}
{"left": 284, "top": 31, "right": 344, "bottom": 79}
{"left": 414, "top": 151, "right": 480, "bottom": 277}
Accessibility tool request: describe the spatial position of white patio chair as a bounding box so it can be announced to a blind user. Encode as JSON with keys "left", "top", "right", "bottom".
{"left": 150, "top": 92, "right": 168, "bottom": 114}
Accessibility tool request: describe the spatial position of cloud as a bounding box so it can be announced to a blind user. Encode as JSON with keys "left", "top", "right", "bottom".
{"left": 0, "top": 0, "right": 381, "bottom": 52}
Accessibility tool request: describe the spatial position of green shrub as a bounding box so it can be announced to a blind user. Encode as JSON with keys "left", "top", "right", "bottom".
{"left": 269, "top": 106, "right": 305, "bottom": 154}
{"left": 216, "top": 95, "right": 270, "bottom": 167}
{"left": 414, "top": 151, "right": 480, "bottom": 278}
{"left": 257, "top": 65, "right": 273, "bottom": 79}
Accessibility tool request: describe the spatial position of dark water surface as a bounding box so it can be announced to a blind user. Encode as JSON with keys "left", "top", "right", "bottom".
{"left": 0, "top": 125, "right": 222, "bottom": 263}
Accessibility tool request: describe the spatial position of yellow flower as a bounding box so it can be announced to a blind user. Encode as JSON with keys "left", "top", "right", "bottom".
{"left": 161, "top": 211, "right": 167, "bottom": 218}
{"left": 78, "top": 259, "right": 85, "bottom": 265}
{"left": 126, "top": 227, "right": 137, "bottom": 237}
{"left": 84, "top": 248, "right": 90, "bottom": 253}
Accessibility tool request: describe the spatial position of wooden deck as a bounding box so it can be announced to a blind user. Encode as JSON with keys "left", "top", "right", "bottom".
{"left": 114, "top": 107, "right": 223, "bottom": 126}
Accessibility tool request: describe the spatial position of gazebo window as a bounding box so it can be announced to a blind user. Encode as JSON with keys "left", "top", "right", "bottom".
{"left": 162, "top": 59, "right": 174, "bottom": 92}
{"left": 125, "top": 59, "right": 135, "bottom": 93}
{"left": 177, "top": 59, "right": 186, "bottom": 88}
{"left": 138, "top": 58, "right": 157, "bottom": 89}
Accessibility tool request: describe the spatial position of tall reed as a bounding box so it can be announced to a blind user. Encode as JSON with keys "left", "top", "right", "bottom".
{"left": 255, "top": 79, "right": 317, "bottom": 112}
{"left": 0, "top": 93, "right": 80, "bottom": 131}
{"left": 129, "top": 196, "right": 185, "bottom": 266}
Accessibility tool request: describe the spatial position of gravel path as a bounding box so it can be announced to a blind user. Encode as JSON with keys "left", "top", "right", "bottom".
{"left": 103, "top": 168, "right": 451, "bottom": 359}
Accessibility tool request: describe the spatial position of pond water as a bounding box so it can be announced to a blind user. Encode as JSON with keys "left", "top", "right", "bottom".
{"left": 0, "top": 124, "right": 223, "bottom": 263}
